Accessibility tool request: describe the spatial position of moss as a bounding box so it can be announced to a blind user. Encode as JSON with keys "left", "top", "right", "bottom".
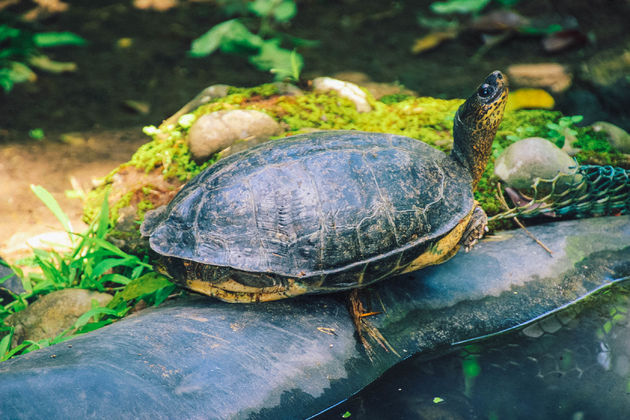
{"left": 379, "top": 93, "right": 415, "bottom": 104}
{"left": 83, "top": 184, "right": 111, "bottom": 224}
{"left": 111, "top": 190, "right": 135, "bottom": 224}
{"left": 136, "top": 198, "right": 155, "bottom": 217}
{"left": 128, "top": 127, "right": 209, "bottom": 181}
{"left": 84, "top": 80, "right": 619, "bottom": 237}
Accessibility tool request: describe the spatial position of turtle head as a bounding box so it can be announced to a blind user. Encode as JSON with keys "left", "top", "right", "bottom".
{"left": 451, "top": 70, "right": 508, "bottom": 189}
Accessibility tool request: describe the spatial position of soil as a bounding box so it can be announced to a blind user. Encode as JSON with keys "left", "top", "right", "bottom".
{"left": 1, "top": 0, "right": 629, "bottom": 261}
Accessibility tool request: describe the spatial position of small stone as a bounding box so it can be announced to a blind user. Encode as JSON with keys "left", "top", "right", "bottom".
{"left": 163, "top": 84, "right": 231, "bottom": 126}
{"left": 271, "top": 82, "right": 303, "bottom": 96}
{"left": 312, "top": 77, "right": 372, "bottom": 112}
{"left": 187, "top": 110, "right": 282, "bottom": 162}
{"left": 591, "top": 121, "right": 630, "bottom": 153}
{"left": 581, "top": 46, "right": 630, "bottom": 87}
{"left": 332, "top": 71, "right": 416, "bottom": 100}
{"left": 3, "top": 288, "right": 113, "bottom": 346}
{"left": 507, "top": 63, "right": 572, "bottom": 93}
{"left": 494, "top": 137, "right": 582, "bottom": 192}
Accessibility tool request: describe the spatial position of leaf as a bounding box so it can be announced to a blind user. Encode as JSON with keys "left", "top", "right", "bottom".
{"left": 27, "top": 55, "right": 77, "bottom": 73}
{"left": 0, "top": 330, "right": 13, "bottom": 361}
{"left": 430, "top": 0, "right": 491, "bottom": 15}
{"left": 96, "top": 190, "right": 110, "bottom": 239}
{"left": 148, "top": 284, "right": 176, "bottom": 306}
{"left": 249, "top": 0, "right": 275, "bottom": 17}
{"left": 0, "top": 25, "right": 20, "bottom": 43}
{"left": 108, "top": 272, "right": 173, "bottom": 308}
{"left": 249, "top": 0, "right": 298, "bottom": 22}
{"left": 32, "top": 32, "right": 87, "bottom": 48}
{"left": 189, "top": 19, "right": 263, "bottom": 57}
{"left": 249, "top": 39, "right": 303, "bottom": 80}
{"left": 75, "top": 319, "right": 114, "bottom": 334}
{"left": 0, "top": 61, "right": 37, "bottom": 92}
{"left": 98, "top": 273, "right": 132, "bottom": 286}
{"left": 505, "top": 88, "right": 555, "bottom": 112}
{"left": 273, "top": 1, "right": 297, "bottom": 22}
{"left": 30, "top": 185, "right": 73, "bottom": 234}
{"left": 28, "top": 128, "right": 45, "bottom": 139}
{"left": 73, "top": 306, "right": 121, "bottom": 329}
{"left": 411, "top": 30, "right": 458, "bottom": 54}
{"left": 91, "top": 258, "right": 135, "bottom": 279}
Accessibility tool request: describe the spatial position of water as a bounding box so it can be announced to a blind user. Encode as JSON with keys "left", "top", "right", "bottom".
{"left": 315, "top": 283, "right": 630, "bottom": 419}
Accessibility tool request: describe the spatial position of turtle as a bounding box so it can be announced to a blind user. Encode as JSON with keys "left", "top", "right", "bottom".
{"left": 140, "top": 71, "right": 509, "bottom": 303}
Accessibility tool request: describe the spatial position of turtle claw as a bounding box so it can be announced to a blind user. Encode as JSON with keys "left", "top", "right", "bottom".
{"left": 461, "top": 206, "right": 488, "bottom": 252}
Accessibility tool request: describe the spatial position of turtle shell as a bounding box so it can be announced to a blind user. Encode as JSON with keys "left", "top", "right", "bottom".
{"left": 141, "top": 130, "right": 474, "bottom": 299}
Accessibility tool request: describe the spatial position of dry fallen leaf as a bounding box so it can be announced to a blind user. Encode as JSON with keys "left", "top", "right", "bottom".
{"left": 22, "top": 0, "right": 68, "bottom": 21}
{"left": 28, "top": 55, "right": 77, "bottom": 73}
{"left": 133, "top": 0, "right": 179, "bottom": 11}
{"left": 542, "top": 29, "right": 588, "bottom": 53}
{"left": 470, "top": 10, "right": 529, "bottom": 33}
{"left": 506, "top": 88, "right": 555, "bottom": 112}
{"left": 411, "top": 30, "right": 458, "bottom": 54}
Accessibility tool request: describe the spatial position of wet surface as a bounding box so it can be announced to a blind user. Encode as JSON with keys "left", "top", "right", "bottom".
{"left": 315, "top": 280, "right": 630, "bottom": 420}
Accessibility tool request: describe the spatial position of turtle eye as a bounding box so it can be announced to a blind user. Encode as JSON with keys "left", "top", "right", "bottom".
{"left": 478, "top": 83, "right": 493, "bottom": 98}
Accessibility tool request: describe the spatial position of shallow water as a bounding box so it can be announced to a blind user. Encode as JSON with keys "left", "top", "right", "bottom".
{"left": 315, "top": 282, "right": 630, "bottom": 419}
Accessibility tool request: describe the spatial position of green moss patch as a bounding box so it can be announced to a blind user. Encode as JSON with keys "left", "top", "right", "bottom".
{"left": 83, "top": 82, "right": 623, "bottom": 236}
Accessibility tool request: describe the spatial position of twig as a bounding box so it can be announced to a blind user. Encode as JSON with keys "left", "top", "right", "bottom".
{"left": 497, "top": 183, "right": 553, "bottom": 256}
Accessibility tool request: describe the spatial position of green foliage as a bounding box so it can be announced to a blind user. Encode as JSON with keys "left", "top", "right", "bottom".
{"left": 0, "top": 24, "right": 86, "bottom": 92}
{"left": 32, "top": 32, "right": 86, "bottom": 48}
{"left": 430, "top": 0, "right": 492, "bottom": 15}
{"left": 28, "top": 128, "right": 45, "bottom": 140}
{"left": 1, "top": 186, "right": 176, "bottom": 361}
{"left": 545, "top": 114, "right": 583, "bottom": 147}
{"left": 190, "top": 19, "right": 262, "bottom": 57}
{"left": 250, "top": 0, "right": 296, "bottom": 24}
{"left": 189, "top": 0, "right": 307, "bottom": 82}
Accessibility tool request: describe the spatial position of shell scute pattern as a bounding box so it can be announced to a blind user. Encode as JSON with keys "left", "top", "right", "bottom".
{"left": 144, "top": 131, "right": 473, "bottom": 279}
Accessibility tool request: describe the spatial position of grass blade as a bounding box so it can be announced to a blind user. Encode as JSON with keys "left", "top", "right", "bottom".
{"left": 95, "top": 191, "right": 110, "bottom": 239}
{"left": 30, "top": 185, "right": 73, "bottom": 234}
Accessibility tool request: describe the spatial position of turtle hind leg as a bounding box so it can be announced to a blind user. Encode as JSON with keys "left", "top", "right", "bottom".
{"left": 461, "top": 205, "right": 488, "bottom": 251}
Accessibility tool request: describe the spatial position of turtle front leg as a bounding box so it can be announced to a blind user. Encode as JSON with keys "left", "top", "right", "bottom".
{"left": 461, "top": 205, "right": 488, "bottom": 251}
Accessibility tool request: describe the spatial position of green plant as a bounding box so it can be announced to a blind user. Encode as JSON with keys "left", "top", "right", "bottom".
{"left": 545, "top": 114, "right": 583, "bottom": 147}
{"left": 429, "top": 0, "right": 519, "bottom": 15}
{"left": 189, "top": 0, "right": 312, "bottom": 82}
{"left": 0, "top": 24, "right": 86, "bottom": 92}
{"left": 0, "top": 186, "right": 177, "bottom": 361}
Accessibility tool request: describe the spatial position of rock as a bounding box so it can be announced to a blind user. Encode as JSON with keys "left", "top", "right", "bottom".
{"left": 187, "top": 110, "right": 282, "bottom": 162}
{"left": 0, "top": 216, "right": 628, "bottom": 419}
{"left": 494, "top": 137, "right": 582, "bottom": 192}
{"left": 270, "top": 82, "right": 303, "bottom": 96}
{"left": 332, "top": 71, "right": 416, "bottom": 100}
{"left": 163, "top": 84, "right": 231, "bottom": 127}
{"left": 0, "top": 258, "right": 22, "bottom": 299}
{"left": 3, "top": 288, "right": 112, "bottom": 346}
{"left": 591, "top": 121, "right": 630, "bottom": 153}
{"left": 581, "top": 45, "right": 630, "bottom": 88}
{"left": 507, "top": 63, "right": 572, "bottom": 93}
{"left": 312, "top": 77, "right": 372, "bottom": 112}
